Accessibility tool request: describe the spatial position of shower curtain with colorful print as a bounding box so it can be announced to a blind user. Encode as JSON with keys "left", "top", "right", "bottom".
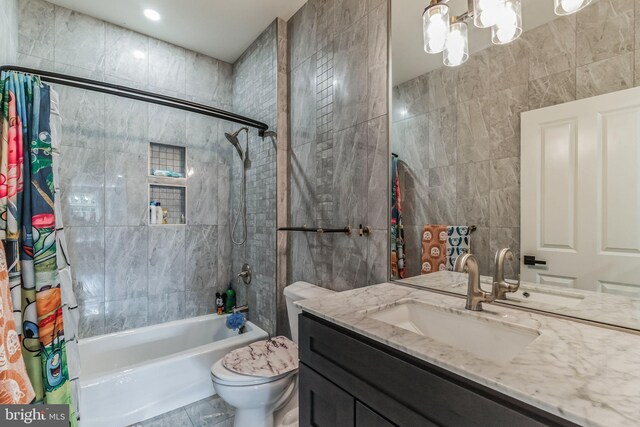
{"left": 0, "top": 71, "right": 78, "bottom": 426}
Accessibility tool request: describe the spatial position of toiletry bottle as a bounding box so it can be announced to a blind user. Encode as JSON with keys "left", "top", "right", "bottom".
{"left": 162, "top": 207, "right": 168, "bottom": 224}
{"left": 225, "top": 283, "right": 236, "bottom": 314}
{"left": 215, "top": 293, "right": 224, "bottom": 315}
{"left": 149, "top": 201, "right": 157, "bottom": 224}
{"left": 155, "top": 202, "right": 163, "bottom": 225}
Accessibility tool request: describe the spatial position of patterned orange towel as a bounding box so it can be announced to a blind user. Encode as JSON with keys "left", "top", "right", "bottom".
{"left": 421, "top": 225, "right": 448, "bottom": 274}
{"left": 0, "top": 245, "right": 36, "bottom": 404}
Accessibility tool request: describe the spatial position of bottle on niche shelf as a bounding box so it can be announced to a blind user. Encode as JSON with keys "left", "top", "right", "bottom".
{"left": 155, "top": 202, "right": 163, "bottom": 225}
{"left": 149, "top": 201, "right": 157, "bottom": 224}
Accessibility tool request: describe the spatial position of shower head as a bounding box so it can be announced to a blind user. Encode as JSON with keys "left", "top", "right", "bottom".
{"left": 225, "top": 127, "right": 248, "bottom": 160}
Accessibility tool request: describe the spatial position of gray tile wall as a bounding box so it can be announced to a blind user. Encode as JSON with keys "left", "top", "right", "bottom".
{"left": 287, "top": 0, "right": 390, "bottom": 292}
{"left": 18, "top": 0, "right": 235, "bottom": 337}
{"left": 0, "top": 0, "right": 17, "bottom": 65}
{"left": 392, "top": 0, "right": 637, "bottom": 280}
{"left": 230, "top": 21, "right": 279, "bottom": 336}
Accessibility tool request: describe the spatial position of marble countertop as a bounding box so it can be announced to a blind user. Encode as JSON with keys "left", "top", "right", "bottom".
{"left": 399, "top": 271, "right": 640, "bottom": 331}
{"left": 296, "top": 282, "right": 640, "bottom": 427}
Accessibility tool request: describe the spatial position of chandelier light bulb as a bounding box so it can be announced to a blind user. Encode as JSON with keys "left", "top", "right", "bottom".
{"left": 444, "top": 21, "right": 469, "bottom": 67}
{"left": 474, "top": 0, "right": 503, "bottom": 28}
{"left": 423, "top": 3, "right": 450, "bottom": 54}
{"left": 491, "top": 0, "right": 522, "bottom": 45}
{"left": 554, "top": 0, "right": 592, "bottom": 15}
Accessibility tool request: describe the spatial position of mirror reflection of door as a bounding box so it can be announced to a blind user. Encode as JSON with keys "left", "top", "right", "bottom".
{"left": 390, "top": 0, "right": 640, "bottom": 330}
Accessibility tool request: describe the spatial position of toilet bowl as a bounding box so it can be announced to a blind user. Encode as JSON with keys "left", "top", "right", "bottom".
{"left": 211, "top": 282, "right": 335, "bottom": 427}
{"left": 211, "top": 359, "right": 297, "bottom": 427}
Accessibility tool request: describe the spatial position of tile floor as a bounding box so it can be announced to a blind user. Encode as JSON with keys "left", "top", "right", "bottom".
{"left": 128, "top": 395, "right": 234, "bottom": 427}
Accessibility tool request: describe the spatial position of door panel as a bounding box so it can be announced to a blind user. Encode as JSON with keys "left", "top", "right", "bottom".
{"left": 522, "top": 86, "right": 640, "bottom": 292}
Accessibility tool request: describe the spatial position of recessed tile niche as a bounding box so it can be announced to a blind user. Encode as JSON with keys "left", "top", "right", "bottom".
{"left": 148, "top": 142, "right": 187, "bottom": 225}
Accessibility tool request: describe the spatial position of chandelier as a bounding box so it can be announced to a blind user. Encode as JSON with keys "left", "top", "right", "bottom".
{"left": 423, "top": 0, "right": 593, "bottom": 67}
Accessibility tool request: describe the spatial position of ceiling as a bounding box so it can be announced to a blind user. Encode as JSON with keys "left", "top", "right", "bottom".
{"left": 392, "top": 0, "right": 560, "bottom": 86}
{"left": 46, "top": 0, "right": 307, "bottom": 64}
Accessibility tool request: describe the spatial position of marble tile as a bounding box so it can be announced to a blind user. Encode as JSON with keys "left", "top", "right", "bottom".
{"left": 183, "top": 395, "right": 234, "bottom": 427}
{"left": 528, "top": 69, "right": 576, "bottom": 110}
{"left": 367, "top": 0, "right": 388, "bottom": 121}
{"left": 148, "top": 292, "right": 186, "bottom": 325}
{"left": 428, "top": 104, "right": 457, "bottom": 168}
{"left": 104, "top": 226, "right": 148, "bottom": 301}
{"left": 335, "top": 0, "right": 367, "bottom": 33}
{"left": 187, "top": 161, "right": 218, "bottom": 225}
{"left": 315, "top": 0, "right": 336, "bottom": 50}
{"left": 393, "top": 73, "right": 429, "bottom": 121}
{"left": 576, "top": 0, "right": 634, "bottom": 66}
{"left": 394, "top": 114, "right": 429, "bottom": 171}
{"left": 576, "top": 51, "right": 634, "bottom": 99}
{"left": 367, "top": 116, "right": 388, "bottom": 230}
{"left": 471, "top": 226, "right": 491, "bottom": 276}
{"left": 58, "top": 86, "right": 105, "bottom": 149}
{"left": 217, "top": 162, "right": 231, "bottom": 226}
{"left": 456, "top": 97, "right": 491, "bottom": 164}
{"left": 367, "top": 228, "right": 389, "bottom": 285}
{"left": 488, "top": 37, "right": 529, "bottom": 91}
{"left": 105, "top": 24, "right": 149, "bottom": 85}
{"left": 148, "top": 104, "right": 187, "bottom": 145}
{"left": 457, "top": 196, "right": 490, "bottom": 229}
{"left": 185, "top": 113, "right": 220, "bottom": 164}
{"left": 149, "top": 39, "right": 186, "bottom": 94}
{"left": 216, "top": 227, "right": 232, "bottom": 285}
{"left": 186, "top": 52, "right": 230, "bottom": 103}
{"left": 186, "top": 225, "right": 218, "bottom": 291}
{"left": 18, "top": 0, "right": 54, "bottom": 60}
{"left": 104, "top": 297, "right": 148, "bottom": 334}
{"left": 526, "top": 14, "right": 576, "bottom": 81}
{"left": 290, "top": 55, "right": 316, "bottom": 146}
{"left": 331, "top": 236, "right": 368, "bottom": 290}
{"left": 426, "top": 166, "right": 456, "bottom": 225}
{"left": 401, "top": 225, "right": 423, "bottom": 278}
{"left": 456, "top": 161, "right": 491, "bottom": 200}
{"left": 132, "top": 408, "right": 192, "bottom": 427}
{"left": 333, "top": 123, "right": 368, "bottom": 226}
{"left": 491, "top": 157, "right": 521, "bottom": 191}
{"left": 185, "top": 289, "right": 217, "bottom": 317}
{"left": 78, "top": 301, "right": 105, "bottom": 339}
{"left": 17, "top": 53, "right": 55, "bottom": 71}
{"left": 333, "top": 17, "right": 368, "bottom": 131}
{"left": 289, "top": 232, "right": 321, "bottom": 285}
{"left": 149, "top": 226, "right": 186, "bottom": 295}
{"left": 66, "top": 227, "right": 105, "bottom": 303}
{"left": 105, "top": 151, "right": 148, "bottom": 226}
{"left": 398, "top": 167, "right": 429, "bottom": 227}
{"left": 428, "top": 66, "right": 457, "bottom": 111}
{"left": 58, "top": 145, "right": 105, "bottom": 227}
{"left": 290, "top": 141, "right": 317, "bottom": 225}
{"left": 456, "top": 49, "right": 490, "bottom": 103}
{"left": 490, "top": 227, "right": 521, "bottom": 280}
{"left": 288, "top": 0, "right": 316, "bottom": 70}
{"left": 490, "top": 187, "right": 520, "bottom": 228}
{"left": 54, "top": 6, "right": 105, "bottom": 72}
{"left": 488, "top": 84, "right": 527, "bottom": 159}
{"left": 104, "top": 96, "right": 148, "bottom": 154}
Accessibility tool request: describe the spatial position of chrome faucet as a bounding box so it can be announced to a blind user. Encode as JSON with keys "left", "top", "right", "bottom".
{"left": 454, "top": 253, "right": 495, "bottom": 311}
{"left": 492, "top": 248, "right": 520, "bottom": 300}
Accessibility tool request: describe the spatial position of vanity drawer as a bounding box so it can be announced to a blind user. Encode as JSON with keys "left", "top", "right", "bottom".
{"left": 299, "top": 313, "right": 577, "bottom": 427}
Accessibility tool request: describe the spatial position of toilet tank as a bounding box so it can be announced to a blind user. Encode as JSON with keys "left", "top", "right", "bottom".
{"left": 284, "top": 282, "right": 335, "bottom": 343}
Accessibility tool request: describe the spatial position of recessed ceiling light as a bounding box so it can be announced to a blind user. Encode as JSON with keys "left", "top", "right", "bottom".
{"left": 143, "top": 8, "right": 161, "bottom": 21}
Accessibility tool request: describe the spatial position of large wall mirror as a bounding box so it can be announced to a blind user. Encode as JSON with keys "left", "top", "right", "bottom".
{"left": 389, "top": 0, "right": 640, "bottom": 331}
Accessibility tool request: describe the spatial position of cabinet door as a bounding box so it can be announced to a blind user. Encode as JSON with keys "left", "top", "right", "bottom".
{"left": 356, "top": 402, "right": 396, "bottom": 427}
{"left": 299, "top": 364, "right": 354, "bottom": 427}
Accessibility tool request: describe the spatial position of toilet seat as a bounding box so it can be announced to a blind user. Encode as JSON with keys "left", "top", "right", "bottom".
{"left": 211, "top": 359, "right": 294, "bottom": 386}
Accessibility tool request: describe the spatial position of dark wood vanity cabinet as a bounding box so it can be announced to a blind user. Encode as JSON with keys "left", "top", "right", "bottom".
{"left": 298, "top": 313, "right": 579, "bottom": 427}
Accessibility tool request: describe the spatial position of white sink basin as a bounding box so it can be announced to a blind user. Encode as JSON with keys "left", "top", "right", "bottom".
{"left": 367, "top": 300, "right": 539, "bottom": 364}
{"left": 506, "top": 289, "right": 584, "bottom": 308}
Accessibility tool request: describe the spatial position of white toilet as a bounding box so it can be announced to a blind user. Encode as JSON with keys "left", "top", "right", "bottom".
{"left": 211, "top": 282, "right": 335, "bottom": 427}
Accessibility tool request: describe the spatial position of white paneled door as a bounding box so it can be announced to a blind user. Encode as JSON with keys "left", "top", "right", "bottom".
{"left": 521, "top": 87, "right": 640, "bottom": 296}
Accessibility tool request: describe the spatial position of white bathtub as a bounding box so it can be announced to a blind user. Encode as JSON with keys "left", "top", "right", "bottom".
{"left": 79, "top": 314, "right": 268, "bottom": 427}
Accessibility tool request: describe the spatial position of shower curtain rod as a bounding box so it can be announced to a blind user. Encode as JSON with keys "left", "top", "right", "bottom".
{"left": 0, "top": 65, "right": 271, "bottom": 136}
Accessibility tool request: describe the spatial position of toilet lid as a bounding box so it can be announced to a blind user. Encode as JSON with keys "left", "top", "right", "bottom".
{"left": 222, "top": 336, "right": 298, "bottom": 378}
{"left": 211, "top": 359, "right": 290, "bottom": 386}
